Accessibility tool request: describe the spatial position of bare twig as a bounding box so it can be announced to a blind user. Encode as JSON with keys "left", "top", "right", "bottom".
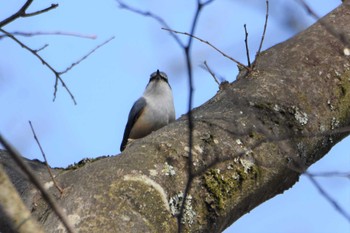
{"left": 0, "top": 31, "right": 97, "bottom": 40}
{"left": 1, "top": 28, "right": 114, "bottom": 105}
{"left": 0, "top": 0, "right": 58, "bottom": 27}
{"left": 0, "top": 134, "right": 76, "bottom": 233}
{"left": 201, "top": 61, "right": 220, "bottom": 85}
{"left": 307, "top": 171, "right": 350, "bottom": 179}
{"left": 0, "top": 1, "right": 107, "bottom": 105}
{"left": 254, "top": 0, "right": 269, "bottom": 67}
{"left": 162, "top": 28, "right": 250, "bottom": 71}
{"left": 116, "top": 0, "right": 184, "bottom": 47}
{"left": 243, "top": 24, "right": 251, "bottom": 67}
{"left": 174, "top": 1, "right": 215, "bottom": 231}
{"left": 34, "top": 44, "right": 49, "bottom": 53}
{"left": 22, "top": 4, "right": 58, "bottom": 17}
{"left": 296, "top": 0, "right": 320, "bottom": 18}
{"left": 0, "top": 0, "right": 33, "bottom": 27}
{"left": 305, "top": 172, "right": 350, "bottom": 222}
{"left": 0, "top": 28, "right": 77, "bottom": 105}
{"left": 28, "top": 121, "right": 64, "bottom": 194}
{"left": 60, "top": 36, "right": 115, "bottom": 74}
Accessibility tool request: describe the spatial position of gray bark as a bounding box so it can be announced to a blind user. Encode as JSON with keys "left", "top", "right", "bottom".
{"left": 1, "top": 2, "right": 350, "bottom": 232}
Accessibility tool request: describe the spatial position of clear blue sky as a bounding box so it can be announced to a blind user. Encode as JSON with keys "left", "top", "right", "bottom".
{"left": 0, "top": 1, "right": 348, "bottom": 233}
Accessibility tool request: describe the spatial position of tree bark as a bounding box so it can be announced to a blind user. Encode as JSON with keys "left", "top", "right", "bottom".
{"left": 1, "top": 2, "right": 350, "bottom": 233}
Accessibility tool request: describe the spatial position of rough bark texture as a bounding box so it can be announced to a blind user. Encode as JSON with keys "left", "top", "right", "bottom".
{"left": 1, "top": 2, "right": 350, "bottom": 233}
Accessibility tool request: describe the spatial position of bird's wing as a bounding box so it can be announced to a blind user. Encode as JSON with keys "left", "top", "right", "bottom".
{"left": 120, "top": 97, "right": 147, "bottom": 151}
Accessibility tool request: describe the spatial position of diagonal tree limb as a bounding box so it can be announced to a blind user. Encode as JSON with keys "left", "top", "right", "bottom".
{"left": 0, "top": 134, "right": 77, "bottom": 233}
{"left": 0, "top": 165, "right": 45, "bottom": 233}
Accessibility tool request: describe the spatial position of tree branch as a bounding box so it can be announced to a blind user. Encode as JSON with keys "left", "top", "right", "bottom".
{"left": 59, "top": 36, "right": 115, "bottom": 74}
{"left": 305, "top": 172, "right": 350, "bottom": 222}
{"left": 0, "top": 31, "right": 97, "bottom": 40}
{"left": 0, "top": 1, "right": 58, "bottom": 27}
{"left": 297, "top": 0, "right": 350, "bottom": 47}
{"left": 29, "top": 121, "right": 63, "bottom": 194}
{"left": 253, "top": 0, "right": 269, "bottom": 67}
{"left": 0, "top": 134, "right": 76, "bottom": 233}
{"left": 162, "top": 28, "right": 250, "bottom": 71}
{"left": 115, "top": 0, "right": 184, "bottom": 47}
{"left": 243, "top": 24, "right": 252, "bottom": 68}
{"left": 201, "top": 61, "right": 220, "bottom": 86}
{"left": 0, "top": 28, "right": 77, "bottom": 104}
{"left": 22, "top": 4, "right": 58, "bottom": 17}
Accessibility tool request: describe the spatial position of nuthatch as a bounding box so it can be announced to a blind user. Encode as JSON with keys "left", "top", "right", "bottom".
{"left": 120, "top": 70, "right": 175, "bottom": 151}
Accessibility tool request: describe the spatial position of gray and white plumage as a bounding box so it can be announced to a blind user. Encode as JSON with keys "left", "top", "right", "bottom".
{"left": 120, "top": 70, "right": 175, "bottom": 151}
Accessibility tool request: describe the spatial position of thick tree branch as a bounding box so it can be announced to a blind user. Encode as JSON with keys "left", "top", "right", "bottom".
{"left": 1, "top": 2, "right": 350, "bottom": 233}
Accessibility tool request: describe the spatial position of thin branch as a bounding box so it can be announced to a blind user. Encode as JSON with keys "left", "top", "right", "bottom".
{"left": 162, "top": 28, "right": 251, "bottom": 71}
{"left": 0, "top": 31, "right": 97, "bottom": 40}
{"left": 176, "top": 1, "right": 215, "bottom": 231}
{"left": 22, "top": 4, "right": 58, "bottom": 17}
{"left": 307, "top": 171, "right": 350, "bottom": 179}
{"left": 243, "top": 24, "right": 251, "bottom": 67}
{"left": 1, "top": 28, "right": 113, "bottom": 105}
{"left": 200, "top": 61, "right": 220, "bottom": 85}
{"left": 115, "top": 0, "right": 184, "bottom": 47}
{"left": 297, "top": 0, "right": 320, "bottom": 18}
{"left": 0, "top": 1, "right": 58, "bottom": 27}
{"left": 0, "top": 29, "right": 77, "bottom": 105}
{"left": 59, "top": 36, "right": 115, "bottom": 74}
{"left": 0, "top": 134, "right": 76, "bottom": 233}
{"left": 0, "top": 0, "right": 33, "bottom": 27}
{"left": 28, "top": 121, "right": 63, "bottom": 194}
{"left": 254, "top": 0, "right": 269, "bottom": 67}
{"left": 34, "top": 44, "right": 49, "bottom": 53}
{"left": 305, "top": 172, "right": 350, "bottom": 222}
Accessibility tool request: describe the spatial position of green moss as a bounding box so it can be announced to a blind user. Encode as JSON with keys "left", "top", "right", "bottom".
{"left": 337, "top": 70, "right": 350, "bottom": 122}
{"left": 249, "top": 131, "right": 265, "bottom": 141}
{"left": 204, "top": 164, "right": 259, "bottom": 212}
{"left": 252, "top": 101, "right": 274, "bottom": 111}
{"left": 204, "top": 169, "right": 238, "bottom": 210}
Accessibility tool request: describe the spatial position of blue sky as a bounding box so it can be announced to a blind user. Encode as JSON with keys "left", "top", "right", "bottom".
{"left": 0, "top": 1, "right": 349, "bottom": 232}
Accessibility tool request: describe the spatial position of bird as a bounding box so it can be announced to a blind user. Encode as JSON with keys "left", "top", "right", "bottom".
{"left": 120, "top": 70, "right": 175, "bottom": 151}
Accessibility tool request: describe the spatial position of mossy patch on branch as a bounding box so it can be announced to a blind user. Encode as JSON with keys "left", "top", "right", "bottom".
{"left": 203, "top": 163, "right": 259, "bottom": 212}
